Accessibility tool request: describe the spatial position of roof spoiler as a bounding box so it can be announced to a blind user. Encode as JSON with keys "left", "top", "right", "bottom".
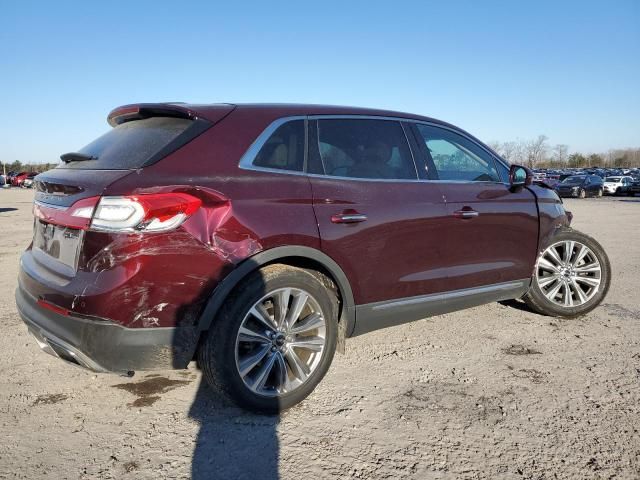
{"left": 107, "top": 103, "right": 198, "bottom": 127}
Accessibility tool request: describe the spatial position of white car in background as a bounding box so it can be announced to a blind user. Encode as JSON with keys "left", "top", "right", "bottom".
{"left": 603, "top": 176, "right": 634, "bottom": 195}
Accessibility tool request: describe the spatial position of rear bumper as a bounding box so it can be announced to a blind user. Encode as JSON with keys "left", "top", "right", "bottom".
{"left": 15, "top": 284, "right": 198, "bottom": 373}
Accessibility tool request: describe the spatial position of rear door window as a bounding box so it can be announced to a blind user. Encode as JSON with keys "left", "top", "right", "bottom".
{"left": 252, "top": 120, "right": 305, "bottom": 172}
{"left": 58, "top": 116, "right": 194, "bottom": 170}
{"left": 315, "top": 119, "right": 417, "bottom": 180}
{"left": 415, "top": 124, "right": 500, "bottom": 182}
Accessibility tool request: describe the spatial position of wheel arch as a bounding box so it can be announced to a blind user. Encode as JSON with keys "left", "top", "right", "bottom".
{"left": 196, "top": 246, "right": 356, "bottom": 340}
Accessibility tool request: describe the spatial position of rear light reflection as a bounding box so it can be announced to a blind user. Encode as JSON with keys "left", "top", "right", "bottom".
{"left": 34, "top": 193, "right": 202, "bottom": 233}
{"left": 89, "top": 193, "right": 202, "bottom": 232}
{"left": 37, "top": 299, "right": 70, "bottom": 316}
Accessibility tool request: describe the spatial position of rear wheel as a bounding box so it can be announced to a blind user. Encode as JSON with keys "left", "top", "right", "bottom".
{"left": 198, "top": 264, "right": 338, "bottom": 413}
{"left": 524, "top": 229, "right": 610, "bottom": 317}
{"left": 597, "top": 188, "right": 603, "bottom": 198}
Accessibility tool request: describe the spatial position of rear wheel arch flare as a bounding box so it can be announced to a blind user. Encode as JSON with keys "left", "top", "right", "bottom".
{"left": 196, "top": 246, "right": 356, "bottom": 337}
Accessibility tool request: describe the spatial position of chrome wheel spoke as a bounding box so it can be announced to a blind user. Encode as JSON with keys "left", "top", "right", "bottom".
{"left": 285, "top": 292, "right": 308, "bottom": 331}
{"left": 572, "top": 244, "right": 588, "bottom": 267}
{"left": 574, "top": 276, "right": 600, "bottom": 287}
{"left": 238, "top": 325, "right": 271, "bottom": 344}
{"left": 539, "top": 257, "right": 560, "bottom": 273}
{"left": 250, "top": 351, "right": 277, "bottom": 391}
{"left": 545, "top": 280, "right": 563, "bottom": 300}
{"left": 285, "top": 346, "right": 310, "bottom": 381}
{"left": 538, "top": 274, "right": 559, "bottom": 288}
{"left": 289, "top": 312, "right": 324, "bottom": 335}
{"left": 289, "top": 336, "right": 325, "bottom": 352}
{"left": 238, "top": 344, "right": 271, "bottom": 377}
{"left": 274, "top": 352, "right": 290, "bottom": 393}
{"left": 563, "top": 241, "right": 575, "bottom": 263}
{"left": 546, "top": 246, "right": 563, "bottom": 266}
{"left": 563, "top": 283, "right": 574, "bottom": 307}
{"left": 273, "top": 288, "right": 291, "bottom": 330}
{"left": 572, "top": 279, "right": 588, "bottom": 304}
{"left": 574, "top": 263, "right": 600, "bottom": 274}
{"left": 249, "top": 304, "right": 277, "bottom": 331}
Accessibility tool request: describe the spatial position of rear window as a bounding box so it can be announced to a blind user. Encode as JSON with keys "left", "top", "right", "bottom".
{"left": 58, "top": 116, "right": 193, "bottom": 170}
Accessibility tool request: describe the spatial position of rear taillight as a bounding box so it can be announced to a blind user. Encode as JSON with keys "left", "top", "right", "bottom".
{"left": 34, "top": 193, "right": 201, "bottom": 232}
{"left": 85, "top": 193, "right": 202, "bottom": 232}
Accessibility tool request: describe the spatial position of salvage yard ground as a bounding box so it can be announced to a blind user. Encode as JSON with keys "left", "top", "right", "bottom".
{"left": 0, "top": 187, "right": 639, "bottom": 479}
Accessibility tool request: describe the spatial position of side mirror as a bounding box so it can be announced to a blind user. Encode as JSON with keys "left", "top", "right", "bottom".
{"left": 509, "top": 164, "right": 533, "bottom": 187}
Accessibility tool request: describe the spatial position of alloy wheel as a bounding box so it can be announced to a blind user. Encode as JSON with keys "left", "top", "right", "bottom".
{"left": 234, "top": 287, "right": 327, "bottom": 397}
{"left": 535, "top": 240, "right": 602, "bottom": 308}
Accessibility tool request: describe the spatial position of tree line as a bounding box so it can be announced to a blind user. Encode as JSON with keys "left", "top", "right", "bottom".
{"left": 1, "top": 161, "right": 58, "bottom": 174}
{"left": 488, "top": 136, "right": 640, "bottom": 169}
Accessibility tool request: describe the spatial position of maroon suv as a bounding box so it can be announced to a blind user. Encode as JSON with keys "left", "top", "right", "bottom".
{"left": 16, "top": 103, "right": 611, "bottom": 412}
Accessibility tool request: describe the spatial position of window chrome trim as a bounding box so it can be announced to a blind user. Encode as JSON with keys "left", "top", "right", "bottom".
{"left": 400, "top": 122, "right": 420, "bottom": 180}
{"left": 238, "top": 116, "right": 306, "bottom": 173}
{"left": 238, "top": 114, "right": 511, "bottom": 185}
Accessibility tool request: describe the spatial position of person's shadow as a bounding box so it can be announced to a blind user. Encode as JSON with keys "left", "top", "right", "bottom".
{"left": 188, "top": 379, "right": 280, "bottom": 479}
{"left": 181, "top": 263, "right": 281, "bottom": 479}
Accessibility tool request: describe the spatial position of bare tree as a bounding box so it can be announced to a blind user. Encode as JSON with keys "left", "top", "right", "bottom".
{"left": 552, "top": 144, "right": 569, "bottom": 165}
{"left": 524, "top": 135, "right": 549, "bottom": 168}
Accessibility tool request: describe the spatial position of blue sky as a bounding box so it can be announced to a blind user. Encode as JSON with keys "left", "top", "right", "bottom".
{"left": 2, "top": 0, "right": 638, "bottom": 164}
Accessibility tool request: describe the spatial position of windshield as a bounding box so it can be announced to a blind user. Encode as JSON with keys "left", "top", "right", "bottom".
{"left": 605, "top": 177, "right": 621, "bottom": 182}
{"left": 562, "top": 176, "right": 585, "bottom": 184}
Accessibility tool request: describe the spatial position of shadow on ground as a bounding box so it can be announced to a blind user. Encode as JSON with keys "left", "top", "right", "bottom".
{"left": 188, "top": 380, "right": 280, "bottom": 480}
{"left": 498, "top": 298, "right": 537, "bottom": 314}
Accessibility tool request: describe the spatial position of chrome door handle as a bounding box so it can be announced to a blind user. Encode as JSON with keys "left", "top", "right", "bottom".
{"left": 453, "top": 209, "right": 479, "bottom": 219}
{"left": 331, "top": 213, "right": 368, "bottom": 224}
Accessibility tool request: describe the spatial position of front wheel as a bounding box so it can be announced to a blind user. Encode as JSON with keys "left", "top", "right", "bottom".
{"left": 524, "top": 229, "right": 611, "bottom": 318}
{"left": 198, "top": 264, "right": 338, "bottom": 413}
{"left": 578, "top": 188, "right": 586, "bottom": 199}
{"left": 596, "top": 188, "right": 603, "bottom": 198}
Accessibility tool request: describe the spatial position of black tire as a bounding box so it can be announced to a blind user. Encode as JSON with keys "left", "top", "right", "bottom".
{"left": 615, "top": 187, "right": 622, "bottom": 196}
{"left": 198, "top": 264, "right": 338, "bottom": 413}
{"left": 523, "top": 229, "right": 611, "bottom": 318}
{"left": 578, "top": 188, "right": 586, "bottom": 199}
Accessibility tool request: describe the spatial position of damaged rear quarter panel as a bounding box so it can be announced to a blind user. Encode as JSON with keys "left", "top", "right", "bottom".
{"left": 54, "top": 113, "right": 321, "bottom": 329}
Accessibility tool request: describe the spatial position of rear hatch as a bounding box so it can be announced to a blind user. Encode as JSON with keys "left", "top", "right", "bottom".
{"left": 30, "top": 103, "right": 234, "bottom": 274}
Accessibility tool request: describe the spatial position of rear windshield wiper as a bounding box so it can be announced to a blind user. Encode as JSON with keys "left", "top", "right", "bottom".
{"left": 60, "top": 152, "right": 97, "bottom": 163}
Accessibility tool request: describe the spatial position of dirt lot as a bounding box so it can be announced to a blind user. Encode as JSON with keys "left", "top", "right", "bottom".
{"left": 0, "top": 187, "right": 639, "bottom": 479}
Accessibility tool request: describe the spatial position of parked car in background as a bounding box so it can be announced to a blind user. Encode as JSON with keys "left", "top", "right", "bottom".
{"left": 555, "top": 175, "right": 603, "bottom": 198}
{"left": 629, "top": 179, "right": 640, "bottom": 197}
{"left": 603, "top": 176, "right": 635, "bottom": 196}
{"left": 536, "top": 177, "right": 560, "bottom": 189}
{"left": 11, "top": 172, "right": 30, "bottom": 187}
{"left": 15, "top": 102, "right": 613, "bottom": 412}
{"left": 21, "top": 172, "right": 38, "bottom": 188}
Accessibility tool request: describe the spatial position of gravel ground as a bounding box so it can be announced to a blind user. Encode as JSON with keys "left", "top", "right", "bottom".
{"left": 0, "top": 187, "right": 639, "bottom": 479}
